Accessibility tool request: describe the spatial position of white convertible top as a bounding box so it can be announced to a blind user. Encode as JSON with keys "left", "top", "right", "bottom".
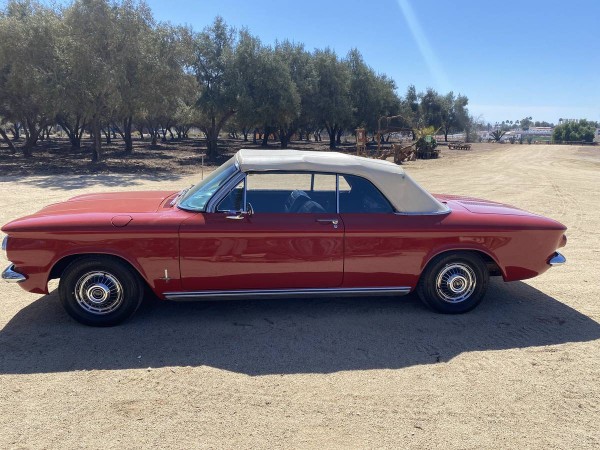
{"left": 235, "top": 149, "right": 449, "bottom": 214}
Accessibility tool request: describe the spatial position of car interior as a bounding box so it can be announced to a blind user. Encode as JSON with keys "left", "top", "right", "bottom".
{"left": 217, "top": 173, "right": 394, "bottom": 214}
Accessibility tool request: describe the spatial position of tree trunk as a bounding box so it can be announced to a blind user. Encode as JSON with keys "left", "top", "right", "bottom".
{"left": 325, "top": 123, "right": 338, "bottom": 149}
{"left": 22, "top": 119, "right": 44, "bottom": 157}
{"left": 103, "top": 127, "right": 111, "bottom": 145}
{"left": 22, "top": 139, "right": 35, "bottom": 157}
{"left": 336, "top": 128, "right": 343, "bottom": 145}
{"left": 23, "top": 130, "right": 39, "bottom": 157}
{"left": 57, "top": 115, "right": 85, "bottom": 149}
{"left": 279, "top": 129, "right": 289, "bottom": 149}
{"left": 242, "top": 126, "right": 251, "bottom": 142}
{"left": 123, "top": 116, "right": 133, "bottom": 154}
{"left": 92, "top": 116, "right": 102, "bottom": 162}
{"left": 11, "top": 123, "right": 20, "bottom": 141}
{"left": 261, "top": 125, "right": 270, "bottom": 147}
{"left": 0, "top": 128, "right": 17, "bottom": 154}
{"left": 279, "top": 126, "right": 295, "bottom": 149}
{"left": 206, "top": 128, "right": 218, "bottom": 159}
{"left": 204, "top": 110, "right": 236, "bottom": 159}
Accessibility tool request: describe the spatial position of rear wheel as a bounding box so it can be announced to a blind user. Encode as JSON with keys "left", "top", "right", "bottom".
{"left": 417, "top": 252, "right": 489, "bottom": 314}
{"left": 58, "top": 256, "right": 143, "bottom": 326}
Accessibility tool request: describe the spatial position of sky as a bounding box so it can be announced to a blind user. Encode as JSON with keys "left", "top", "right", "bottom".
{"left": 43, "top": 0, "right": 600, "bottom": 124}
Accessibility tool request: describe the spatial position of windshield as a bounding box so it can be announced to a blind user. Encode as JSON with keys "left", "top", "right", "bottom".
{"left": 177, "top": 157, "right": 238, "bottom": 211}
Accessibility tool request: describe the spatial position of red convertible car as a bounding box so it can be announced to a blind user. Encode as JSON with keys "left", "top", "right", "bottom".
{"left": 2, "top": 149, "right": 567, "bottom": 326}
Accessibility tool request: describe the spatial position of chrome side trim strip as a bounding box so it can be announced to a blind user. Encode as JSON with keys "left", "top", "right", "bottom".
{"left": 548, "top": 252, "right": 566, "bottom": 266}
{"left": 394, "top": 210, "right": 451, "bottom": 216}
{"left": 2, "top": 264, "right": 27, "bottom": 283}
{"left": 164, "top": 286, "right": 411, "bottom": 301}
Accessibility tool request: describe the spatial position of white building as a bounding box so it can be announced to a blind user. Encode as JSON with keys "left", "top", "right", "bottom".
{"left": 523, "top": 127, "right": 553, "bottom": 136}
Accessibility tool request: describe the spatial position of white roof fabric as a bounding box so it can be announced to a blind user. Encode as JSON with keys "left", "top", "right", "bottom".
{"left": 235, "top": 149, "right": 449, "bottom": 214}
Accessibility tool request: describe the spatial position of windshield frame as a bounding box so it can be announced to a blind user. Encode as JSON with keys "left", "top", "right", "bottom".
{"left": 177, "top": 157, "right": 240, "bottom": 212}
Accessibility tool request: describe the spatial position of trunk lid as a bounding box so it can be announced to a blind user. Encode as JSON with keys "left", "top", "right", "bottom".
{"left": 433, "top": 194, "right": 535, "bottom": 216}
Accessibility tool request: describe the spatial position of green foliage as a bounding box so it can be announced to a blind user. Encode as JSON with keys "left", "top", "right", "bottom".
{"left": 346, "top": 49, "right": 399, "bottom": 132}
{"left": 0, "top": 0, "right": 479, "bottom": 161}
{"left": 553, "top": 120, "right": 595, "bottom": 143}
{"left": 312, "top": 49, "right": 352, "bottom": 149}
{"left": 0, "top": 0, "right": 63, "bottom": 155}
{"left": 490, "top": 130, "right": 506, "bottom": 142}
{"left": 415, "top": 130, "right": 437, "bottom": 153}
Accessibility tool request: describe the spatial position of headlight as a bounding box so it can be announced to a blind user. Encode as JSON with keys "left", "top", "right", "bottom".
{"left": 1, "top": 235, "right": 7, "bottom": 262}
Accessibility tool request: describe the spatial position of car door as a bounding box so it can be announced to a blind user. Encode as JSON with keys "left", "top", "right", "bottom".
{"left": 338, "top": 173, "right": 434, "bottom": 289}
{"left": 179, "top": 172, "right": 344, "bottom": 291}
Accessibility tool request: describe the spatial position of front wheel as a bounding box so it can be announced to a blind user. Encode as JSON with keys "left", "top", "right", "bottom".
{"left": 58, "top": 256, "right": 144, "bottom": 326}
{"left": 417, "top": 252, "right": 489, "bottom": 314}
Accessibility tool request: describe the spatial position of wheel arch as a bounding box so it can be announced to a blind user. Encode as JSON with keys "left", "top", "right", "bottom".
{"left": 48, "top": 253, "right": 150, "bottom": 288}
{"left": 421, "top": 248, "right": 505, "bottom": 279}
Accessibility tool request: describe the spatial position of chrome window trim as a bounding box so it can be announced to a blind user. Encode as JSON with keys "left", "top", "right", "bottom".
{"left": 205, "top": 169, "right": 447, "bottom": 216}
{"left": 206, "top": 170, "right": 246, "bottom": 213}
{"left": 336, "top": 174, "right": 340, "bottom": 214}
{"left": 178, "top": 157, "right": 239, "bottom": 212}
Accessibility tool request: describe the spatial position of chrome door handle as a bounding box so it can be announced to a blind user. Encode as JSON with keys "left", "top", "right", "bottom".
{"left": 226, "top": 214, "right": 246, "bottom": 220}
{"left": 316, "top": 218, "right": 339, "bottom": 228}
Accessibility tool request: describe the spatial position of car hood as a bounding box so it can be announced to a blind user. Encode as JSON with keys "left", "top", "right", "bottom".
{"left": 29, "top": 191, "right": 178, "bottom": 217}
{"left": 433, "top": 194, "right": 536, "bottom": 216}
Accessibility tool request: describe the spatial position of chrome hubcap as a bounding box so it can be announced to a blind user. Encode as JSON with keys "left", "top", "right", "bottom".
{"left": 74, "top": 271, "right": 123, "bottom": 315}
{"left": 435, "top": 263, "right": 476, "bottom": 303}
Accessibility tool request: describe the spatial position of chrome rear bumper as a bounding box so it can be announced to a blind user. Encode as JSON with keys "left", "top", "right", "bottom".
{"left": 548, "top": 252, "right": 566, "bottom": 266}
{"left": 2, "top": 264, "right": 26, "bottom": 283}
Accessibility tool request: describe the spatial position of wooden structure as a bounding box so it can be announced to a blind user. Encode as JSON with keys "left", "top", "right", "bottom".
{"left": 448, "top": 142, "right": 471, "bottom": 150}
{"left": 355, "top": 128, "right": 367, "bottom": 156}
{"left": 391, "top": 143, "right": 417, "bottom": 164}
{"left": 376, "top": 115, "right": 413, "bottom": 158}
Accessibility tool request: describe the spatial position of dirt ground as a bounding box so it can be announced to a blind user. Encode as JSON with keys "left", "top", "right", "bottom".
{"left": 0, "top": 143, "right": 599, "bottom": 449}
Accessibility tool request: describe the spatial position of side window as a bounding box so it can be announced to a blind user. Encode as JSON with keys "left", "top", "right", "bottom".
{"left": 217, "top": 179, "right": 244, "bottom": 212}
{"left": 339, "top": 175, "right": 394, "bottom": 213}
{"left": 219, "top": 173, "right": 337, "bottom": 214}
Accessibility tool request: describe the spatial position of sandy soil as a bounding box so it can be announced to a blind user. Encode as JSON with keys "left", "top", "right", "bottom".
{"left": 0, "top": 143, "right": 599, "bottom": 449}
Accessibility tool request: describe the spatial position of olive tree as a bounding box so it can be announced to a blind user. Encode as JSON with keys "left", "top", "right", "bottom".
{"left": 62, "top": 0, "right": 122, "bottom": 161}
{"left": 312, "top": 49, "right": 352, "bottom": 149}
{"left": 192, "top": 17, "right": 238, "bottom": 159}
{"left": 0, "top": 0, "right": 62, "bottom": 156}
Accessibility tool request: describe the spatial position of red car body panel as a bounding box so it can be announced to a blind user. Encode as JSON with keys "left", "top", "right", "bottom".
{"left": 2, "top": 190, "right": 567, "bottom": 298}
{"left": 179, "top": 212, "right": 344, "bottom": 291}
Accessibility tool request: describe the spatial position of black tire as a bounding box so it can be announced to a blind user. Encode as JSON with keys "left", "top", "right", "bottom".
{"left": 417, "top": 252, "right": 489, "bottom": 314}
{"left": 58, "top": 256, "right": 144, "bottom": 326}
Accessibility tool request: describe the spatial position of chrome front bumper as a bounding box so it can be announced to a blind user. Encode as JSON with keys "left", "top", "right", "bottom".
{"left": 2, "top": 264, "right": 26, "bottom": 283}
{"left": 548, "top": 252, "right": 566, "bottom": 266}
